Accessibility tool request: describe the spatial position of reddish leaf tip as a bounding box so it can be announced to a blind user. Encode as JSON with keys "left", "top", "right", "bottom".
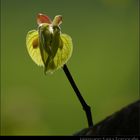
{"left": 37, "top": 13, "right": 52, "bottom": 25}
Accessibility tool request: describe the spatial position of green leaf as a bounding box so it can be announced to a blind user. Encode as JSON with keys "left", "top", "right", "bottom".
{"left": 26, "top": 24, "right": 73, "bottom": 74}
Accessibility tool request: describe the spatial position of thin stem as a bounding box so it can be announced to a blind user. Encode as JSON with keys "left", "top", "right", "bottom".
{"left": 63, "top": 64, "right": 93, "bottom": 128}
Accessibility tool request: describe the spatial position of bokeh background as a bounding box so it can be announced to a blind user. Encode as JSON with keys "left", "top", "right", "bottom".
{"left": 1, "top": 0, "right": 139, "bottom": 136}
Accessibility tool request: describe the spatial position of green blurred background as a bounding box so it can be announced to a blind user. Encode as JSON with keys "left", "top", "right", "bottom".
{"left": 0, "top": 0, "right": 139, "bottom": 136}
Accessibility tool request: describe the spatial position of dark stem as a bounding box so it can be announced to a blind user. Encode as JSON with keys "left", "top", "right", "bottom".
{"left": 63, "top": 64, "right": 94, "bottom": 128}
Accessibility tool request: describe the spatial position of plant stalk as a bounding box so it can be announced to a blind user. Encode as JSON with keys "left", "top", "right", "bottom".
{"left": 63, "top": 64, "right": 93, "bottom": 127}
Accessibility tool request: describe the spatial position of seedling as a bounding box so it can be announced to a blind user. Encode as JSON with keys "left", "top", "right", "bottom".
{"left": 26, "top": 13, "right": 93, "bottom": 128}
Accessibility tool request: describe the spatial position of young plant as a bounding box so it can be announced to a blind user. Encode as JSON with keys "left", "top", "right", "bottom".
{"left": 26, "top": 13, "right": 93, "bottom": 128}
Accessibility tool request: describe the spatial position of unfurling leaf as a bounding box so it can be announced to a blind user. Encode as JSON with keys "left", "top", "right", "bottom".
{"left": 26, "top": 14, "right": 73, "bottom": 74}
